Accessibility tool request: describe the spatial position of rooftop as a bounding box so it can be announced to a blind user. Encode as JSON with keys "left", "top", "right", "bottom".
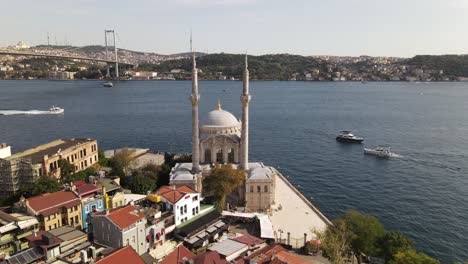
{"left": 47, "top": 225, "right": 86, "bottom": 242}
{"left": 208, "top": 239, "right": 248, "bottom": 258}
{"left": 76, "top": 183, "right": 100, "bottom": 197}
{"left": 27, "top": 190, "right": 81, "bottom": 216}
{"left": 95, "top": 205, "right": 145, "bottom": 229}
{"left": 155, "top": 185, "right": 196, "bottom": 204}
{"left": 232, "top": 234, "right": 266, "bottom": 247}
{"left": 159, "top": 244, "right": 195, "bottom": 264}
{"left": 6, "top": 138, "right": 95, "bottom": 163}
{"left": 192, "top": 251, "right": 228, "bottom": 264}
{"left": 96, "top": 246, "right": 145, "bottom": 264}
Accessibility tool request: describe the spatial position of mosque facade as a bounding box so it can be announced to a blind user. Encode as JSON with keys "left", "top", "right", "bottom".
{"left": 169, "top": 53, "right": 276, "bottom": 212}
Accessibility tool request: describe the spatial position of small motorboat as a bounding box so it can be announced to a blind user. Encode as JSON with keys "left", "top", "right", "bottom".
{"left": 336, "top": 131, "right": 364, "bottom": 143}
{"left": 48, "top": 106, "right": 64, "bottom": 114}
{"left": 103, "top": 82, "right": 114, "bottom": 87}
{"left": 364, "top": 146, "right": 398, "bottom": 158}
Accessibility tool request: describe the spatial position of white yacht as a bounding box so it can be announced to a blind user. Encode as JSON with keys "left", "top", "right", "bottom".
{"left": 364, "top": 146, "right": 398, "bottom": 158}
{"left": 48, "top": 106, "right": 64, "bottom": 114}
{"left": 336, "top": 131, "right": 364, "bottom": 143}
{"left": 103, "top": 81, "right": 113, "bottom": 87}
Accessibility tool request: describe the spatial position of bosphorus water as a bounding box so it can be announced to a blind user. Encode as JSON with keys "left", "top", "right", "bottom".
{"left": 1, "top": 80, "right": 467, "bottom": 262}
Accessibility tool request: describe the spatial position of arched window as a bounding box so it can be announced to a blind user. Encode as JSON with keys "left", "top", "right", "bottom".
{"left": 228, "top": 148, "right": 235, "bottom": 163}
{"left": 204, "top": 149, "right": 211, "bottom": 163}
{"left": 257, "top": 186, "right": 261, "bottom": 193}
{"left": 264, "top": 185, "right": 268, "bottom": 193}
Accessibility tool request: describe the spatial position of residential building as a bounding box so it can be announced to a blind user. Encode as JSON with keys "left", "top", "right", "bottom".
{"left": 154, "top": 185, "right": 200, "bottom": 226}
{"left": 16, "top": 190, "right": 83, "bottom": 231}
{"left": 0, "top": 138, "right": 98, "bottom": 197}
{"left": 75, "top": 182, "right": 105, "bottom": 231}
{"left": 48, "top": 71, "right": 75, "bottom": 80}
{"left": 0, "top": 211, "right": 39, "bottom": 258}
{"left": 92, "top": 177, "right": 125, "bottom": 209}
{"left": 95, "top": 246, "right": 145, "bottom": 264}
{"left": 192, "top": 251, "right": 228, "bottom": 264}
{"left": 90, "top": 205, "right": 147, "bottom": 255}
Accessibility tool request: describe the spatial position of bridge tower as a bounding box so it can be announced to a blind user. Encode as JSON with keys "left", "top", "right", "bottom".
{"left": 104, "top": 30, "right": 119, "bottom": 79}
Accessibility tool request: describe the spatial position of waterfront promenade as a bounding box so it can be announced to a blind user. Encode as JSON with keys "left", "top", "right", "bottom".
{"left": 270, "top": 170, "right": 330, "bottom": 247}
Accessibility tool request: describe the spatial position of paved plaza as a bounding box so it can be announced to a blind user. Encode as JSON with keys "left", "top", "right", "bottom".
{"left": 270, "top": 173, "right": 329, "bottom": 247}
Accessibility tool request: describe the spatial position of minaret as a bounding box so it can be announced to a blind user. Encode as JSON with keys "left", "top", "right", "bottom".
{"left": 190, "top": 36, "right": 201, "bottom": 173}
{"left": 240, "top": 55, "right": 251, "bottom": 170}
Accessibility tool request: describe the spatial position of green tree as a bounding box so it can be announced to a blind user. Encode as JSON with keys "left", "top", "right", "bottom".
{"left": 109, "top": 148, "right": 135, "bottom": 176}
{"left": 340, "top": 210, "right": 385, "bottom": 263}
{"left": 58, "top": 159, "right": 75, "bottom": 181}
{"left": 202, "top": 164, "right": 245, "bottom": 212}
{"left": 29, "top": 176, "right": 62, "bottom": 196}
{"left": 320, "top": 218, "right": 353, "bottom": 264}
{"left": 129, "top": 175, "right": 156, "bottom": 194}
{"left": 378, "top": 231, "right": 414, "bottom": 262}
{"left": 98, "top": 150, "right": 109, "bottom": 167}
{"left": 389, "top": 250, "right": 440, "bottom": 264}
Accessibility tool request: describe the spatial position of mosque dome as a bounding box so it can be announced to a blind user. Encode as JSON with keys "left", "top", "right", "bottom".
{"left": 200, "top": 101, "right": 241, "bottom": 134}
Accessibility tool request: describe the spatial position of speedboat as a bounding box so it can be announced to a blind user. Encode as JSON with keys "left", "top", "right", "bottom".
{"left": 364, "top": 146, "right": 397, "bottom": 158}
{"left": 103, "top": 82, "right": 113, "bottom": 87}
{"left": 48, "top": 106, "right": 64, "bottom": 114}
{"left": 336, "top": 131, "right": 364, "bottom": 143}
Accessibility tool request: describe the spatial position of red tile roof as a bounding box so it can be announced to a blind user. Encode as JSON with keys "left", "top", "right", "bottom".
{"left": 96, "top": 246, "right": 145, "bottom": 264}
{"left": 76, "top": 183, "right": 99, "bottom": 197}
{"left": 232, "top": 234, "right": 265, "bottom": 247}
{"left": 192, "top": 251, "right": 228, "bottom": 264}
{"left": 105, "top": 205, "right": 145, "bottom": 229}
{"left": 245, "top": 244, "right": 312, "bottom": 264}
{"left": 155, "top": 185, "right": 197, "bottom": 204}
{"left": 27, "top": 190, "right": 81, "bottom": 216}
{"left": 160, "top": 244, "right": 195, "bottom": 264}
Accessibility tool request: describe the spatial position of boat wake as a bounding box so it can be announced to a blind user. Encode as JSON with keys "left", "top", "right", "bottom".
{"left": 0, "top": 110, "right": 59, "bottom": 116}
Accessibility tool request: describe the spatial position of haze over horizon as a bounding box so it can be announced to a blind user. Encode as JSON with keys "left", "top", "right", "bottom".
{"left": 3, "top": 0, "right": 468, "bottom": 57}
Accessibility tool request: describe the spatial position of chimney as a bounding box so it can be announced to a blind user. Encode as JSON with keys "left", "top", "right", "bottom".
{"left": 80, "top": 249, "right": 88, "bottom": 263}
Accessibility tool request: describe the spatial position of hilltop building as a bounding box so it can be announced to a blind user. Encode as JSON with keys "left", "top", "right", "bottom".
{"left": 169, "top": 54, "right": 276, "bottom": 212}
{"left": 0, "top": 138, "right": 98, "bottom": 197}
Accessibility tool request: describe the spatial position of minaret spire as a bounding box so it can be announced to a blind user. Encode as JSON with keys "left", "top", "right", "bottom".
{"left": 191, "top": 33, "right": 201, "bottom": 173}
{"left": 240, "top": 54, "right": 251, "bottom": 170}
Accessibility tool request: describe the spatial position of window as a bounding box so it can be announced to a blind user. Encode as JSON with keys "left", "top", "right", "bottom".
{"left": 257, "top": 186, "right": 261, "bottom": 193}
{"left": 84, "top": 149, "right": 87, "bottom": 156}
{"left": 84, "top": 160, "right": 88, "bottom": 167}
{"left": 264, "top": 185, "right": 268, "bottom": 193}
{"left": 75, "top": 215, "right": 79, "bottom": 223}
{"left": 192, "top": 208, "right": 195, "bottom": 215}
{"left": 126, "top": 238, "right": 129, "bottom": 246}
{"left": 250, "top": 186, "right": 254, "bottom": 193}
{"left": 72, "top": 155, "right": 74, "bottom": 162}
{"left": 180, "top": 207, "right": 183, "bottom": 215}
{"left": 90, "top": 157, "right": 92, "bottom": 164}
{"left": 95, "top": 155, "right": 97, "bottom": 162}
{"left": 192, "top": 195, "right": 198, "bottom": 201}
{"left": 85, "top": 205, "right": 89, "bottom": 213}
{"left": 98, "top": 200, "right": 103, "bottom": 208}
{"left": 184, "top": 205, "right": 187, "bottom": 213}
{"left": 196, "top": 207, "right": 199, "bottom": 214}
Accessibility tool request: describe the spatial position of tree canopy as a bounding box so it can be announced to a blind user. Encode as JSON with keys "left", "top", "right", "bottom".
{"left": 203, "top": 164, "right": 246, "bottom": 211}
{"left": 378, "top": 231, "right": 414, "bottom": 262}
{"left": 389, "top": 250, "right": 440, "bottom": 264}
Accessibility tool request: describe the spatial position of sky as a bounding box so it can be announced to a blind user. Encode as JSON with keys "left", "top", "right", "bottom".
{"left": 2, "top": 0, "right": 468, "bottom": 57}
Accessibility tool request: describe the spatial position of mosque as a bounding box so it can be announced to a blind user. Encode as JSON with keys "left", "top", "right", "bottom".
{"left": 169, "top": 53, "right": 277, "bottom": 212}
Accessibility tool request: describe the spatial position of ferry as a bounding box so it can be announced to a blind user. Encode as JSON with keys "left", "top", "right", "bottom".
{"left": 336, "top": 131, "right": 364, "bottom": 143}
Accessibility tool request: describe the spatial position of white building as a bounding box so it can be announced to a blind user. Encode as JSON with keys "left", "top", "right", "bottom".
{"left": 0, "top": 144, "right": 11, "bottom": 159}
{"left": 154, "top": 186, "right": 200, "bottom": 226}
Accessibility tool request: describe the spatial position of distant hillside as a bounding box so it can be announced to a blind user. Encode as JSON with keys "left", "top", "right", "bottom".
{"left": 138, "top": 53, "right": 322, "bottom": 80}
{"left": 406, "top": 55, "right": 468, "bottom": 77}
